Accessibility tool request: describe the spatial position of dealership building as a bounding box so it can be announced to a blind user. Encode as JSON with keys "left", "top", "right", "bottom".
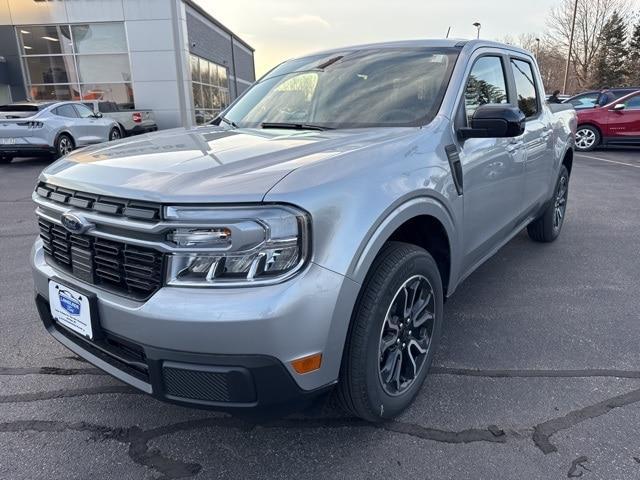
{"left": 0, "top": 0, "right": 256, "bottom": 128}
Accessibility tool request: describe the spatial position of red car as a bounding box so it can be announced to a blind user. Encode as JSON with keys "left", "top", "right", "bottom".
{"left": 575, "top": 90, "right": 640, "bottom": 151}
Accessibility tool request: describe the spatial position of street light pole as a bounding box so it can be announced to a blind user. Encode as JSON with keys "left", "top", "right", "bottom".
{"left": 562, "top": 0, "right": 579, "bottom": 95}
{"left": 473, "top": 22, "right": 481, "bottom": 39}
{"left": 535, "top": 37, "right": 541, "bottom": 58}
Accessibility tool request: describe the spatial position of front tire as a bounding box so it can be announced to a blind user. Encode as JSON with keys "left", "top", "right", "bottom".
{"left": 527, "top": 165, "right": 569, "bottom": 243}
{"left": 337, "top": 242, "right": 443, "bottom": 421}
{"left": 575, "top": 125, "right": 600, "bottom": 152}
{"left": 109, "top": 127, "right": 121, "bottom": 141}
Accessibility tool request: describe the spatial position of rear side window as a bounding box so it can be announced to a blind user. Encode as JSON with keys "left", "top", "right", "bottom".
{"left": 510, "top": 59, "right": 539, "bottom": 118}
{"left": 464, "top": 56, "right": 508, "bottom": 123}
{"left": 54, "top": 104, "right": 78, "bottom": 118}
{"left": 569, "top": 93, "right": 598, "bottom": 109}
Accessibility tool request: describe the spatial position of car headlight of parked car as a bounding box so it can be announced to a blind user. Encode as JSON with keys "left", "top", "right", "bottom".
{"left": 164, "top": 205, "right": 310, "bottom": 286}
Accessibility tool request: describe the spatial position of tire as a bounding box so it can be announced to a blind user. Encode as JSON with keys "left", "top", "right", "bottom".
{"left": 0, "top": 155, "right": 13, "bottom": 164}
{"left": 575, "top": 125, "right": 600, "bottom": 152}
{"left": 54, "top": 133, "right": 74, "bottom": 159}
{"left": 337, "top": 241, "right": 443, "bottom": 421}
{"left": 109, "top": 127, "right": 121, "bottom": 142}
{"left": 527, "top": 165, "right": 570, "bottom": 243}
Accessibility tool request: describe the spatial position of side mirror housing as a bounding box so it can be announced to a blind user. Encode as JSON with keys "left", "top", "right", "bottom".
{"left": 611, "top": 103, "right": 625, "bottom": 111}
{"left": 458, "top": 105, "right": 526, "bottom": 140}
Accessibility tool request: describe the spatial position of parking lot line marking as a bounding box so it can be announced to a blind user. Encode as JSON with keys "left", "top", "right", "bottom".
{"left": 576, "top": 153, "right": 640, "bottom": 169}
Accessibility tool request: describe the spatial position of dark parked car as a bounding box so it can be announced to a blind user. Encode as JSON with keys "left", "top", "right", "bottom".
{"left": 564, "top": 88, "right": 640, "bottom": 110}
{"left": 575, "top": 90, "right": 640, "bottom": 151}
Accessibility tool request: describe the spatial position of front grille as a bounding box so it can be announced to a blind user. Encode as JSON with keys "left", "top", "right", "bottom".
{"left": 35, "top": 182, "right": 162, "bottom": 221}
{"left": 163, "top": 366, "right": 231, "bottom": 402}
{"left": 38, "top": 218, "right": 164, "bottom": 300}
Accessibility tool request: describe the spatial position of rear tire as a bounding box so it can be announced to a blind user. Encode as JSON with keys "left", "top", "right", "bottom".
{"left": 337, "top": 242, "right": 443, "bottom": 421}
{"left": 527, "top": 165, "right": 570, "bottom": 243}
{"left": 575, "top": 125, "right": 600, "bottom": 152}
{"left": 54, "top": 134, "right": 74, "bottom": 159}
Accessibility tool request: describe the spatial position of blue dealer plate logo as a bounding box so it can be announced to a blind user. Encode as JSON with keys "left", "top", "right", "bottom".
{"left": 59, "top": 290, "right": 81, "bottom": 316}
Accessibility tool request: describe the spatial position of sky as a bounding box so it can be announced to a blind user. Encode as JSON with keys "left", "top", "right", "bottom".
{"left": 195, "top": 0, "right": 640, "bottom": 77}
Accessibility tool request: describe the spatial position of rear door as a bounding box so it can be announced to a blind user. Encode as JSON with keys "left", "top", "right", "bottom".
{"left": 605, "top": 93, "right": 640, "bottom": 141}
{"left": 508, "top": 57, "right": 553, "bottom": 211}
{"left": 455, "top": 52, "right": 526, "bottom": 269}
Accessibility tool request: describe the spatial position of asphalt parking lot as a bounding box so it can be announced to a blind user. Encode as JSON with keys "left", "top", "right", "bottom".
{"left": 1, "top": 148, "right": 639, "bottom": 480}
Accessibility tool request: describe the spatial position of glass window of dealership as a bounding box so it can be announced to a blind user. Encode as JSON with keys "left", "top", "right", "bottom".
{"left": 0, "top": 0, "right": 255, "bottom": 128}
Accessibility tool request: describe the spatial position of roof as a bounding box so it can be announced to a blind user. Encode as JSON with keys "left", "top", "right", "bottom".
{"left": 182, "top": 0, "right": 254, "bottom": 52}
{"left": 298, "top": 38, "right": 533, "bottom": 60}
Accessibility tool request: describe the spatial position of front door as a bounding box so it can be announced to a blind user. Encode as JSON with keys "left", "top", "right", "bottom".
{"left": 605, "top": 93, "right": 640, "bottom": 141}
{"left": 73, "top": 103, "right": 105, "bottom": 144}
{"left": 456, "top": 54, "right": 526, "bottom": 270}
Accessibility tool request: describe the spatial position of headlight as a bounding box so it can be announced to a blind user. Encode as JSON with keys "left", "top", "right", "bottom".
{"left": 164, "top": 205, "right": 310, "bottom": 286}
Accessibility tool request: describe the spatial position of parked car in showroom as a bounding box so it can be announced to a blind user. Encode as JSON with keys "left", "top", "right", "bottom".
{"left": 0, "top": 101, "right": 120, "bottom": 164}
{"left": 31, "top": 40, "right": 575, "bottom": 421}
{"left": 575, "top": 90, "right": 640, "bottom": 151}
{"left": 563, "top": 87, "right": 640, "bottom": 111}
{"left": 82, "top": 101, "right": 158, "bottom": 137}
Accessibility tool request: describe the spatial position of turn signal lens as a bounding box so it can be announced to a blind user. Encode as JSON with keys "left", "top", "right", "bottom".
{"left": 291, "top": 353, "right": 322, "bottom": 374}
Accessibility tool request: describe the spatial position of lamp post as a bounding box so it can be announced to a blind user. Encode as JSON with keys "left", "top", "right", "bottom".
{"left": 473, "top": 22, "right": 481, "bottom": 39}
{"left": 535, "top": 37, "right": 541, "bottom": 58}
{"left": 562, "top": 0, "right": 579, "bottom": 95}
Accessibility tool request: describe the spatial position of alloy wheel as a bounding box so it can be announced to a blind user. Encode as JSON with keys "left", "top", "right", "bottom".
{"left": 378, "top": 275, "right": 435, "bottom": 396}
{"left": 575, "top": 128, "right": 596, "bottom": 150}
{"left": 110, "top": 129, "right": 121, "bottom": 141}
{"left": 554, "top": 175, "right": 568, "bottom": 231}
{"left": 58, "top": 137, "right": 73, "bottom": 156}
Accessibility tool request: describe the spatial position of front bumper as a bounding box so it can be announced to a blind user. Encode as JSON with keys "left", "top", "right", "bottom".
{"left": 31, "top": 240, "right": 359, "bottom": 412}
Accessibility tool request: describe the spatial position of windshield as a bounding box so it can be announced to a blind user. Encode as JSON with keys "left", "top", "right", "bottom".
{"left": 223, "top": 47, "right": 459, "bottom": 129}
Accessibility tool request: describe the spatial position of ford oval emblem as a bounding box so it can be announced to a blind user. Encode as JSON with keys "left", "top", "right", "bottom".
{"left": 61, "top": 211, "right": 93, "bottom": 234}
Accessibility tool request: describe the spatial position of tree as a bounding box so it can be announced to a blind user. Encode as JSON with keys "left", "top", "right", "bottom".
{"left": 546, "top": 0, "right": 631, "bottom": 89}
{"left": 591, "top": 11, "right": 629, "bottom": 88}
{"left": 629, "top": 19, "right": 640, "bottom": 85}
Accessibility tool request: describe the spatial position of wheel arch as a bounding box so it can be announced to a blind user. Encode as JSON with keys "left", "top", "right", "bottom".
{"left": 54, "top": 130, "right": 75, "bottom": 146}
{"left": 347, "top": 197, "right": 457, "bottom": 297}
{"left": 562, "top": 148, "right": 573, "bottom": 176}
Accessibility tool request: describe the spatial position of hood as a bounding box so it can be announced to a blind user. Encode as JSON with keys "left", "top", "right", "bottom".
{"left": 40, "top": 125, "right": 412, "bottom": 203}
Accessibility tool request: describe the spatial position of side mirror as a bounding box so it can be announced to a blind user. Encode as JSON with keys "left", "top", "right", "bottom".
{"left": 93, "top": 112, "right": 103, "bottom": 118}
{"left": 611, "top": 103, "right": 625, "bottom": 111}
{"left": 458, "top": 105, "right": 526, "bottom": 140}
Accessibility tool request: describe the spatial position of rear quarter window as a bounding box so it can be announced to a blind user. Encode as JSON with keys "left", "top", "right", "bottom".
{"left": 510, "top": 59, "right": 539, "bottom": 118}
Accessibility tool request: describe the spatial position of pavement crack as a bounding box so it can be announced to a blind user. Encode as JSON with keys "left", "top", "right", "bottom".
{"left": 431, "top": 367, "right": 640, "bottom": 379}
{"left": 0, "top": 366, "right": 105, "bottom": 376}
{"left": 0, "top": 385, "right": 141, "bottom": 404}
{"left": 532, "top": 386, "right": 640, "bottom": 454}
{"left": 567, "top": 455, "right": 590, "bottom": 477}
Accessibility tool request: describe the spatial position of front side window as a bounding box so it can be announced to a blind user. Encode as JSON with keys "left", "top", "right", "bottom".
{"left": 464, "top": 56, "right": 508, "bottom": 123}
{"left": 624, "top": 94, "right": 640, "bottom": 109}
{"left": 224, "top": 48, "right": 459, "bottom": 129}
{"left": 510, "top": 59, "right": 539, "bottom": 118}
{"left": 74, "top": 103, "right": 95, "bottom": 118}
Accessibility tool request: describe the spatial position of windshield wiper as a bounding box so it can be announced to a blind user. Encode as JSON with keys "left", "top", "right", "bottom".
{"left": 218, "top": 116, "right": 238, "bottom": 128}
{"left": 261, "top": 122, "right": 333, "bottom": 131}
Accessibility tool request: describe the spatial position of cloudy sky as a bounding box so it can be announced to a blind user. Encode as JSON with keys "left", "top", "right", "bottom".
{"left": 195, "top": 0, "right": 640, "bottom": 77}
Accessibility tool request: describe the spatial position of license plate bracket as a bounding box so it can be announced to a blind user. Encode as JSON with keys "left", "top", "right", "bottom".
{"left": 48, "top": 278, "right": 102, "bottom": 340}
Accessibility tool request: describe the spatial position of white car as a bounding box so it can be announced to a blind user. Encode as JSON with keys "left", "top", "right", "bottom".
{"left": 0, "top": 101, "right": 120, "bottom": 164}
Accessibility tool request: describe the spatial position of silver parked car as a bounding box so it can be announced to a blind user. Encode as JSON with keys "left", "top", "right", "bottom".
{"left": 31, "top": 40, "right": 576, "bottom": 420}
{"left": 0, "top": 101, "right": 120, "bottom": 164}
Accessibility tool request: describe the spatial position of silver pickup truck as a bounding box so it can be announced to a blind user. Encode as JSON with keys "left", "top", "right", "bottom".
{"left": 31, "top": 40, "right": 576, "bottom": 420}
{"left": 82, "top": 101, "right": 158, "bottom": 137}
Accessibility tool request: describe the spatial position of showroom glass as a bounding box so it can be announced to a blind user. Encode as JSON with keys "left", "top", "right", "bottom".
{"left": 510, "top": 59, "right": 539, "bottom": 118}
{"left": 17, "top": 22, "right": 133, "bottom": 106}
{"left": 224, "top": 48, "right": 459, "bottom": 128}
{"left": 464, "top": 56, "right": 508, "bottom": 123}
{"left": 190, "top": 53, "right": 231, "bottom": 124}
